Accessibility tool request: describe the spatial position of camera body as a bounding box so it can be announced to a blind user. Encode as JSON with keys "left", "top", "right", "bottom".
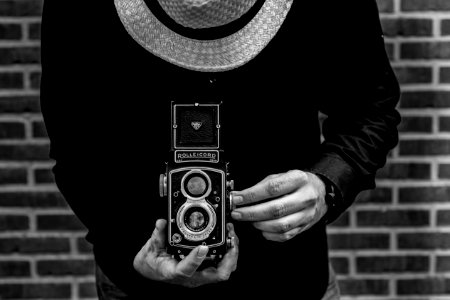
{"left": 159, "top": 102, "right": 234, "bottom": 263}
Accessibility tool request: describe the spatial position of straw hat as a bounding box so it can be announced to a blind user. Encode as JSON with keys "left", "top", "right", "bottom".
{"left": 114, "top": 0, "right": 293, "bottom": 72}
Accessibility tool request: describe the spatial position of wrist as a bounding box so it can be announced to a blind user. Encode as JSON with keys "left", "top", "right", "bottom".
{"left": 313, "top": 173, "right": 342, "bottom": 224}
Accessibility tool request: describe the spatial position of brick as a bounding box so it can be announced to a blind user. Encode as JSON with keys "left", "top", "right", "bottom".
{"left": 400, "top": 91, "right": 450, "bottom": 108}
{"left": 439, "top": 164, "right": 450, "bottom": 178}
{"left": 357, "top": 210, "right": 429, "bottom": 227}
{"left": 441, "top": 67, "right": 450, "bottom": 83}
{"left": 0, "top": 237, "right": 70, "bottom": 254}
{"left": 0, "top": 72, "right": 23, "bottom": 89}
{"left": 330, "top": 256, "right": 349, "bottom": 274}
{"left": 0, "top": 47, "right": 40, "bottom": 65}
{"left": 29, "top": 71, "right": 41, "bottom": 90}
{"left": 443, "top": 19, "right": 450, "bottom": 36}
{"left": 402, "top": 0, "right": 450, "bottom": 11}
{"left": 382, "top": 19, "right": 432, "bottom": 37}
{"left": 0, "top": 122, "right": 25, "bottom": 139}
{"left": 37, "top": 214, "right": 86, "bottom": 231}
{"left": 398, "top": 233, "right": 450, "bottom": 249}
{"left": 0, "top": 96, "right": 41, "bottom": 113}
{"left": 437, "top": 256, "right": 450, "bottom": 272}
{"left": 0, "top": 168, "right": 27, "bottom": 184}
{"left": 437, "top": 210, "right": 450, "bottom": 226}
{"left": 397, "top": 278, "right": 450, "bottom": 295}
{"left": 79, "top": 282, "right": 96, "bottom": 298}
{"left": 399, "top": 140, "right": 450, "bottom": 156}
{"left": 357, "top": 256, "right": 429, "bottom": 273}
{"left": 338, "top": 279, "right": 389, "bottom": 295}
{"left": 394, "top": 67, "right": 432, "bottom": 84}
{"left": 0, "top": 215, "right": 28, "bottom": 231}
{"left": 440, "top": 117, "right": 450, "bottom": 132}
{"left": 0, "top": 192, "right": 66, "bottom": 208}
{"left": 0, "top": 24, "right": 21, "bottom": 40}
{"left": 28, "top": 23, "right": 41, "bottom": 40}
{"left": 401, "top": 42, "right": 450, "bottom": 59}
{"left": 328, "top": 211, "right": 350, "bottom": 227}
{"left": 399, "top": 116, "right": 432, "bottom": 133}
{"left": 32, "top": 120, "right": 47, "bottom": 138}
{"left": 37, "top": 259, "right": 94, "bottom": 276}
{"left": 0, "top": 261, "right": 30, "bottom": 277}
{"left": 0, "top": 144, "right": 50, "bottom": 161}
{"left": 355, "top": 188, "right": 392, "bottom": 204}
{"left": 34, "top": 168, "right": 54, "bottom": 184}
{"left": 376, "top": 0, "right": 394, "bottom": 13}
{"left": 328, "top": 233, "right": 390, "bottom": 250}
{"left": 0, "top": 1, "right": 43, "bottom": 17}
{"left": 376, "top": 163, "right": 431, "bottom": 179}
{"left": 0, "top": 283, "right": 70, "bottom": 299}
{"left": 77, "top": 237, "right": 93, "bottom": 254}
{"left": 399, "top": 187, "right": 450, "bottom": 203}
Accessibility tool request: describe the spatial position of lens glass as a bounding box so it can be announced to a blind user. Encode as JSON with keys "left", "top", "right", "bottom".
{"left": 184, "top": 207, "right": 209, "bottom": 232}
{"left": 187, "top": 176, "right": 207, "bottom": 196}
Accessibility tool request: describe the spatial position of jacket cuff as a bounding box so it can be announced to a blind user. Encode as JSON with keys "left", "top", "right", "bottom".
{"left": 308, "top": 154, "right": 359, "bottom": 223}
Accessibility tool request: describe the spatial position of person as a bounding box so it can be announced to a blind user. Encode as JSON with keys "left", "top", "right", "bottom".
{"left": 40, "top": 0, "right": 401, "bottom": 299}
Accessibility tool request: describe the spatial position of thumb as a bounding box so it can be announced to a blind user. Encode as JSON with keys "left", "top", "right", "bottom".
{"left": 148, "top": 219, "right": 167, "bottom": 252}
{"left": 175, "top": 246, "right": 209, "bottom": 277}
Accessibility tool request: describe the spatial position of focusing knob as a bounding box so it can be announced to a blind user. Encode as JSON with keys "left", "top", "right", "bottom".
{"left": 159, "top": 174, "right": 167, "bottom": 197}
{"left": 226, "top": 180, "right": 235, "bottom": 191}
{"left": 229, "top": 193, "right": 236, "bottom": 210}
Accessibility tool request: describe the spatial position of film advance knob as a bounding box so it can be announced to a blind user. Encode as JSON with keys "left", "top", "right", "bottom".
{"left": 159, "top": 174, "right": 167, "bottom": 198}
{"left": 226, "top": 179, "right": 235, "bottom": 191}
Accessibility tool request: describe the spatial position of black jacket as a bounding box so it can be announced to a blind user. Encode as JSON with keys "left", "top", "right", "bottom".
{"left": 40, "top": 0, "right": 400, "bottom": 298}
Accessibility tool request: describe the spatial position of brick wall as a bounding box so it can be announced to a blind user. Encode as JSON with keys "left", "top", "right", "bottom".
{"left": 0, "top": 0, "right": 449, "bottom": 299}
{"left": 327, "top": 0, "right": 450, "bottom": 299}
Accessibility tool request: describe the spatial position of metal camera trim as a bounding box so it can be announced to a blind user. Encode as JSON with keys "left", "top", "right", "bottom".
{"left": 180, "top": 169, "right": 212, "bottom": 200}
{"left": 176, "top": 201, "right": 216, "bottom": 242}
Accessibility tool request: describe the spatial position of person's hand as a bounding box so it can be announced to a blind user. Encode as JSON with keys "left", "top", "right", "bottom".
{"left": 231, "top": 170, "right": 328, "bottom": 242}
{"left": 133, "top": 219, "right": 239, "bottom": 288}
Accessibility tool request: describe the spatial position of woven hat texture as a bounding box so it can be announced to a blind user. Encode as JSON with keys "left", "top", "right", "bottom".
{"left": 115, "top": 0, "right": 293, "bottom": 72}
{"left": 157, "top": 0, "right": 258, "bottom": 29}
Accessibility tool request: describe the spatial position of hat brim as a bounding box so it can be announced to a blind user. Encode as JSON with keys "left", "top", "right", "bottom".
{"left": 114, "top": 0, "right": 293, "bottom": 72}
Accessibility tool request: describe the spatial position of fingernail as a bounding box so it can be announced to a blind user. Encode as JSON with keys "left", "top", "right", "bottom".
{"left": 231, "top": 212, "right": 241, "bottom": 220}
{"left": 197, "top": 246, "right": 208, "bottom": 258}
{"left": 233, "top": 196, "right": 243, "bottom": 205}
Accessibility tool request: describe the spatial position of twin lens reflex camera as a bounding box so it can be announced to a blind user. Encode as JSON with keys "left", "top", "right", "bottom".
{"left": 159, "top": 102, "right": 234, "bottom": 263}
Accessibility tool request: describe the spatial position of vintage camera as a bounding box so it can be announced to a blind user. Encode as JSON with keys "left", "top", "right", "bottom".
{"left": 159, "top": 102, "right": 234, "bottom": 263}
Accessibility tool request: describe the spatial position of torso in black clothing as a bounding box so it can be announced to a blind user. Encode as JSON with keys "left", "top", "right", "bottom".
{"left": 40, "top": 0, "right": 361, "bottom": 298}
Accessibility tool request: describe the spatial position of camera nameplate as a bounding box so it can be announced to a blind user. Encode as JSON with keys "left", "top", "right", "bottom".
{"left": 175, "top": 150, "right": 219, "bottom": 163}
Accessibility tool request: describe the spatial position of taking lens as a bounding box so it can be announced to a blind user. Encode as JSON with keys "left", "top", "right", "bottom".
{"left": 184, "top": 206, "right": 209, "bottom": 232}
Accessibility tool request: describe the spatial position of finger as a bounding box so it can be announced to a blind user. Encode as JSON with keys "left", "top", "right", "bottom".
{"left": 231, "top": 191, "right": 312, "bottom": 222}
{"left": 253, "top": 209, "right": 313, "bottom": 233}
{"left": 149, "top": 219, "right": 167, "bottom": 252}
{"left": 261, "top": 226, "right": 306, "bottom": 242}
{"left": 232, "top": 170, "right": 307, "bottom": 206}
{"left": 175, "top": 246, "right": 209, "bottom": 278}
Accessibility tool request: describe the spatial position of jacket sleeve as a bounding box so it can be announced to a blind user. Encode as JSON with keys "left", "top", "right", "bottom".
{"left": 309, "top": 0, "right": 401, "bottom": 223}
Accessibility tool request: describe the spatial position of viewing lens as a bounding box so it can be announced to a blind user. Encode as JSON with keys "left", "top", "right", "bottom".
{"left": 187, "top": 176, "right": 207, "bottom": 196}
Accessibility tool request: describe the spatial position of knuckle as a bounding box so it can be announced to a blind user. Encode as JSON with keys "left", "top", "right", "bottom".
{"left": 161, "top": 269, "right": 177, "bottom": 281}
{"left": 218, "top": 271, "right": 231, "bottom": 281}
{"left": 266, "top": 179, "right": 283, "bottom": 197}
{"left": 245, "top": 191, "right": 258, "bottom": 202}
{"left": 271, "top": 203, "right": 287, "bottom": 218}
{"left": 289, "top": 169, "right": 306, "bottom": 181}
{"left": 277, "top": 221, "right": 291, "bottom": 233}
{"left": 280, "top": 232, "right": 293, "bottom": 242}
